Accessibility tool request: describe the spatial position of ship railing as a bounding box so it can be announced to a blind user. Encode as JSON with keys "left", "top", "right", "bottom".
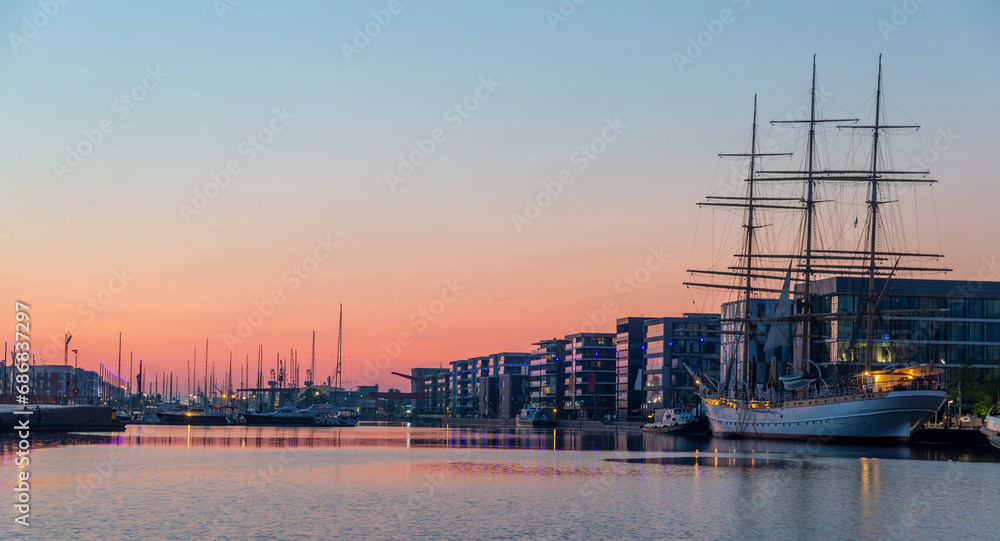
{"left": 706, "top": 376, "right": 943, "bottom": 407}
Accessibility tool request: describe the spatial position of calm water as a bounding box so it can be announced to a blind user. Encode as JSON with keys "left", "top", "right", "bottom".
{"left": 1, "top": 425, "right": 997, "bottom": 540}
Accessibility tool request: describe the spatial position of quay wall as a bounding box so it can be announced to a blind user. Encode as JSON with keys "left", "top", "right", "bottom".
{"left": 0, "top": 405, "right": 124, "bottom": 432}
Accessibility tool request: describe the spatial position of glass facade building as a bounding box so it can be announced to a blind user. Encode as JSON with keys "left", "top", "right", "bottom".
{"left": 643, "top": 314, "right": 720, "bottom": 412}
{"left": 807, "top": 277, "right": 1000, "bottom": 369}
{"left": 616, "top": 317, "right": 647, "bottom": 420}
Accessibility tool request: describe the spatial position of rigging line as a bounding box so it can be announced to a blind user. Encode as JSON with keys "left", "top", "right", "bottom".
{"left": 930, "top": 184, "right": 945, "bottom": 262}
{"left": 718, "top": 124, "right": 754, "bottom": 158}
{"left": 883, "top": 94, "right": 922, "bottom": 129}
{"left": 769, "top": 88, "right": 814, "bottom": 123}
{"left": 686, "top": 158, "right": 726, "bottom": 312}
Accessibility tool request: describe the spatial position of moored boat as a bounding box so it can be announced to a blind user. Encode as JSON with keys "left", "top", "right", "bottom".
{"left": 157, "top": 406, "right": 232, "bottom": 425}
{"left": 642, "top": 407, "right": 704, "bottom": 434}
{"left": 244, "top": 405, "right": 320, "bottom": 426}
{"left": 516, "top": 406, "right": 553, "bottom": 428}
{"left": 336, "top": 407, "right": 360, "bottom": 427}
{"left": 982, "top": 405, "right": 1000, "bottom": 450}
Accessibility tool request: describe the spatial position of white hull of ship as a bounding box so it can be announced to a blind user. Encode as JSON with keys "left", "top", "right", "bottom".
{"left": 984, "top": 429, "right": 1000, "bottom": 450}
{"left": 704, "top": 390, "right": 947, "bottom": 441}
{"left": 982, "top": 414, "right": 1000, "bottom": 450}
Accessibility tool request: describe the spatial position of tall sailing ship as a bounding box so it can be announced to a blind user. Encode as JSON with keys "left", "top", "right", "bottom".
{"left": 686, "top": 56, "right": 949, "bottom": 441}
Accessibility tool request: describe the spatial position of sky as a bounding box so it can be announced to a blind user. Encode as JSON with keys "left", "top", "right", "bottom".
{"left": 2, "top": 0, "right": 998, "bottom": 392}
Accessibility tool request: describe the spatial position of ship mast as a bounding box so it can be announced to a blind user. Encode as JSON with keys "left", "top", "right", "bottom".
{"left": 687, "top": 56, "right": 951, "bottom": 393}
{"left": 800, "top": 56, "right": 818, "bottom": 370}
{"left": 864, "top": 56, "right": 885, "bottom": 373}
{"left": 334, "top": 303, "right": 343, "bottom": 391}
{"left": 687, "top": 97, "right": 791, "bottom": 393}
{"left": 767, "top": 56, "right": 859, "bottom": 371}
{"left": 741, "top": 96, "right": 759, "bottom": 390}
{"left": 836, "top": 55, "right": 950, "bottom": 371}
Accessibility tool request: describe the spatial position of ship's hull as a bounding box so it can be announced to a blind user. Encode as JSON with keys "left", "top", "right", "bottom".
{"left": 642, "top": 423, "right": 694, "bottom": 434}
{"left": 703, "top": 389, "right": 947, "bottom": 441}
{"left": 982, "top": 415, "right": 1000, "bottom": 450}
{"left": 642, "top": 417, "right": 709, "bottom": 435}
{"left": 156, "top": 412, "right": 232, "bottom": 425}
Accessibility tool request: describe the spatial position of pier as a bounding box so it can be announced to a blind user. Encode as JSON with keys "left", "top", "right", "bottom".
{"left": 0, "top": 405, "right": 124, "bottom": 432}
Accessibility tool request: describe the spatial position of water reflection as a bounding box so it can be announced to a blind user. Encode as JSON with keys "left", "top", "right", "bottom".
{"left": 0, "top": 425, "right": 997, "bottom": 462}
{"left": 612, "top": 456, "right": 802, "bottom": 468}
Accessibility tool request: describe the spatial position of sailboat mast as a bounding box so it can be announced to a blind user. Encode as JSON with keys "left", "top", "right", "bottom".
{"left": 741, "top": 95, "right": 760, "bottom": 390}
{"left": 799, "top": 55, "right": 819, "bottom": 370}
{"left": 335, "top": 304, "right": 343, "bottom": 390}
{"left": 864, "top": 55, "right": 885, "bottom": 373}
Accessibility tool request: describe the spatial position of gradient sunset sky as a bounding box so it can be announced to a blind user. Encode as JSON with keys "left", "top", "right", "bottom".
{"left": 3, "top": 1, "right": 998, "bottom": 392}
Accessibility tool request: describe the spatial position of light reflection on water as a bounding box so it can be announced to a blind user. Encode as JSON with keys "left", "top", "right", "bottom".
{"left": 0, "top": 426, "right": 996, "bottom": 540}
{"left": 2, "top": 425, "right": 997, "bottom": 461}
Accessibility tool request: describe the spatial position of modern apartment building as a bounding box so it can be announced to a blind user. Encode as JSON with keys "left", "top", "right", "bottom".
{"left": 807, "top": 277, "right": 1000, "bottom": 370}
{"left": 616, "top": 317, "right": 648, "bottom": 420}
{"left": 643, "top": 314, "right": 720, "bottom": 413}
{"left": 529, "top": 338, "right": 569, "bottom": 418}
{"left": 563, "top": 332, "right": 616, "bottom": 420}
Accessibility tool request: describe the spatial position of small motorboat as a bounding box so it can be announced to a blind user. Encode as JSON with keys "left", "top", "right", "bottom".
{"left": 302, "top": 404, "right": 342, "bottom": 426}
{"left": 244, "top": 406, "right": 318, "bottom": 426}
{"left": 981, "top": 405, "right": 1000, "bottom": 450}
{"left": 642, "top": 407, "right": 702, "bottom": 434}
{"left": 516, "top": 406, "right": 553, "bottom": 428}
{"left": 336, "top": 408, "right": 360, "bottom": 427}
